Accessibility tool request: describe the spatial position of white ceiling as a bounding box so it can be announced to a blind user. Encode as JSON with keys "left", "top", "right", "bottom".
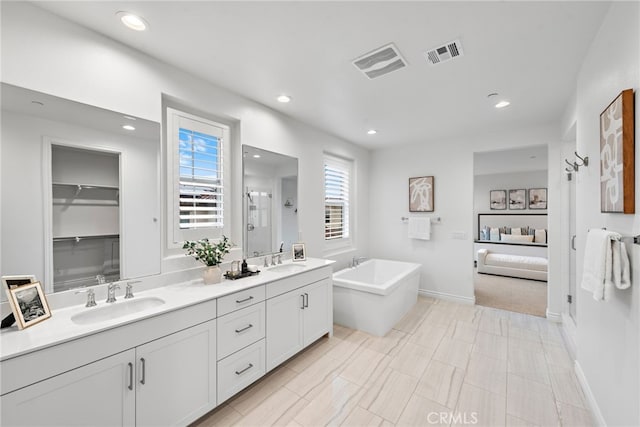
{"left": 32, "top": 1, "right": 610, "bottom": 149}
{"left": 474, "top": 145, "right": 548, "bottom": 176}
{"left": 1, "top": 83, "right": 160, "bottom": 140}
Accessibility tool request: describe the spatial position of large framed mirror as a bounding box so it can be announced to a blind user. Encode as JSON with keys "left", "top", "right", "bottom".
{"left": 1, "top": 83, "right": 161, "bottom": 297}
{"left": 242, "top": 145, "right": 298, "bottom": 258}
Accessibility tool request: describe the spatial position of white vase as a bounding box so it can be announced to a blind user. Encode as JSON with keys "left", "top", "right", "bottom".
{"left": 203, "top": 265, "right": 222, "bottom": 285}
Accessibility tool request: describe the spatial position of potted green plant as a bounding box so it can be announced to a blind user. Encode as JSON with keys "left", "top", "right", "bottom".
{"left": 183, "top": 236, "right": 232, "bottom": 284}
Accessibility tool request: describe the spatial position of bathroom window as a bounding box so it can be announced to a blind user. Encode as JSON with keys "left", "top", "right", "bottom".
{"left": 324, "top": 154, "right": 352, "bottom": 247}
{"left": 167, "top": 108, "right": 230, "bottom": 246}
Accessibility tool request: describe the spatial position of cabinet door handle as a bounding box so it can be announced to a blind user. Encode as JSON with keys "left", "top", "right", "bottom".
{"left": 140, "top": 357, "right": 146, "bottom": 385}
{"left": 127, "top": 362, "right": 133, "bottom": 391}
{"left": 300, "top": 294, "right": 305, "bottom": 309}
{"left": 235, "top": 323, "right": 253, "bottom": 333}
{"left": 571, "top": 235, "right": 576, "bottom": 251}
{"left": 235, "top": 363, "right": 254, "bottom": 375}
{"left": 304, "top": 293, "right": 309, "bottom": 308}
{"left": 236, "top": 296, "right": 254, "bottom": 304}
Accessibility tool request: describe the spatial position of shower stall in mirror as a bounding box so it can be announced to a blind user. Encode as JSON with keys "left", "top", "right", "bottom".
{"left": 243, "top": 145, "right": 298, "bottom": 258}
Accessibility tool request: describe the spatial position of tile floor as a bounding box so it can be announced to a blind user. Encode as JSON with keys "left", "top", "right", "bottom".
{"left": 193, "top": 297, "right": 593, "bottom": 427}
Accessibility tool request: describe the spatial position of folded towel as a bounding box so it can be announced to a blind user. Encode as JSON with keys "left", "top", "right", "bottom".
{"left": 408, "top": 217, "right": 430, "bottom": 240}
{"left": 581, "top": 229, "right": 628, "bottom": 301}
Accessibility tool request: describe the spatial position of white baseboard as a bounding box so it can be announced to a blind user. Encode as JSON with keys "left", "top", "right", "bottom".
{"left": 560, "top": 312, "right": 577, "bottom": 359}
{"left": 574, "top": 361, "right": 607, "bottom": 427}
{"left": 419, "top": 289, "right": 475, "bottom": 305}
{"left": 545, "top": 309, "right": 562, "bottom": 323}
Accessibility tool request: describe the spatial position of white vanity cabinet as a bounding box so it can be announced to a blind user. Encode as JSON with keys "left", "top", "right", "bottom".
{"left": 135, "top": 319, "right": 217, "bottom": 426}
{"left": 1, "top": 319, "right": 216, "bottom": 427}
{"left": 1, "top": 298, "right": 218, "bottom": 427}
{"left": 0, "top": 260, "right": 334, "bottom": 427}
{"left": 266, "top": 268, "right": 332, "bottom": 371}
{"left": 1, "top": 349, "right": 136, "bottom": 427}
{"left": 216, "top": 285, "right": 266, "bottom": 403}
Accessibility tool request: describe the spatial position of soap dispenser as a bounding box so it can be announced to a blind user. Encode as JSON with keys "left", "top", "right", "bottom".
{"left": 241, "top": 259, "right": 248, "bottom": 274}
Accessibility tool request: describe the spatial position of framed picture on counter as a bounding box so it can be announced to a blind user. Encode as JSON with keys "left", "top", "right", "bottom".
{"left": 292, "top": 243, "right": 306, "bottom": 262}
{"left": 6, "top": 281, "right": 52, "bottom": 330}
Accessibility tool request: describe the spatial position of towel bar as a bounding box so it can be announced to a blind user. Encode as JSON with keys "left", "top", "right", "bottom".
{"left": 401, "top": 216, "right": 441, "bottom": 223}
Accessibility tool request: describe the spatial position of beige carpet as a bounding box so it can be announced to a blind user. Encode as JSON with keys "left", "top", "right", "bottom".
{"left": 474, "top": 271, "right": 547, "bottom": 317}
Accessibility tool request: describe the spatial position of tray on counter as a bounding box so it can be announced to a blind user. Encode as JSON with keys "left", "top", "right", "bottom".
{"left": 224, "top": 270, "right": 260, "bottom": 280}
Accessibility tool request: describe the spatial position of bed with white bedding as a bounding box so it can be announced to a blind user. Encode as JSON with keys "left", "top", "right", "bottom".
{"left": 475, "top": 213, "right": 548, "bottom": 281}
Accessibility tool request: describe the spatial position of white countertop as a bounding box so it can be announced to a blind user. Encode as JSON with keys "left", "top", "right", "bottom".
{"left": 0, "top": 258, "right": 334, "bottom": 361}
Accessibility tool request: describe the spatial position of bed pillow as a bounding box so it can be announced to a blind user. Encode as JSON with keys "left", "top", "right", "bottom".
{"left": 501, "top": 234, "right": 534, "bottom": 243}
{"left": 534, "top": 229, "right": 547, "bottom": 244}
{"left": 490, "top": 228, "right": 501, "bottom": 241}
{"left": 480, "top": 226, "right": 491, "bottom": 240}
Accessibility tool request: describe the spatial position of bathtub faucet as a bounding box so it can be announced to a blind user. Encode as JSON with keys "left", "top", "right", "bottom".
{"left": 351, "top": 256, "right": 368, "bottom": 268}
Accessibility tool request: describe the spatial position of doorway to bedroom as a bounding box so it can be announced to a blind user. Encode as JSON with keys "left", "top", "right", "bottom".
{"left": 473, "top": 146, "right": 549, "bottom": 317}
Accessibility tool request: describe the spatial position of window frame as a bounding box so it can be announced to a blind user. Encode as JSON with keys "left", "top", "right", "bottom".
{"left": 323, "top": 153, "right": 354, "bottom": 253}
{"left": 166, "top": 107, "right": 230, "bottom": 248}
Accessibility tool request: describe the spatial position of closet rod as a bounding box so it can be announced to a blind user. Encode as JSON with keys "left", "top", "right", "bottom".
{"left": 53, "top": 234, "right": 119, "bottom": 243}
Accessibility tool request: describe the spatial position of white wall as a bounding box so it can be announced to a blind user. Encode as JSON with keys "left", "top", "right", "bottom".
{"left": 473, "top": 170, "right": 548, "bottom": 239}
{"left": 369, "top": 124, "right": 561, "bottom": 304}
{"left": 0, "top": 2, "right": 370, "bottom": 272}
{"left": 573, "top": 2, "right": 640, "bottom": 425}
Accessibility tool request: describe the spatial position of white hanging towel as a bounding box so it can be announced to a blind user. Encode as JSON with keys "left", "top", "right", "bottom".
{"left": 581, "top": 229, "right": 630, "bottom": 301}
{"left": 408, "top": 217, "right": 431, "bottom": 240}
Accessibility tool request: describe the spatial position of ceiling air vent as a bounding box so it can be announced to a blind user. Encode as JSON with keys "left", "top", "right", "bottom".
{"left": 424, "top": 39, "right": 464, "bottom": 66}
{"left": 353, "top": 43, "right": 407, "bottom": 79}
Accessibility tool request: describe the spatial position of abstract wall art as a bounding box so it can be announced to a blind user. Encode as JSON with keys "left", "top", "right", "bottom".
{"left": 600, "top": 89, "right": 635, "bottom": 213}
{"left": 409, "top": 176, "right": 434, "bottom": 212}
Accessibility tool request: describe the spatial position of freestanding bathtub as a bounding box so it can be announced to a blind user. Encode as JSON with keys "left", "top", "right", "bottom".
{"left": 332, "top": 259, "right": 421, "bottom": 336}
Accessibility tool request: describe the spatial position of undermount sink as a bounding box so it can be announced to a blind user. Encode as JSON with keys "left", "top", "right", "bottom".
{"left": 268, "top": 264, "right": 306, "bottom": 274}
{"left": 71, "top": 297, "right": 165, "bottom": 325}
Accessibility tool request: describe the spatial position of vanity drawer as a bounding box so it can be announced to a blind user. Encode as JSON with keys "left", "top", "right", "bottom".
{"left": 217, "top": 302, "right": 265, "bottom": 360}
{"left": 217, "top": 285, "right": 265, "bottom": 316}
{"left": 217, "top": 339, "right": 265, "bottom": 404}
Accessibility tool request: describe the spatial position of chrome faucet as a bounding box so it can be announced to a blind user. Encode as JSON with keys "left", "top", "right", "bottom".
{"left": 276, "top": 254, "right": 282, "bottom": 264}
{"left": 75, "top": 288, "right": 97, "bottom": 307}
{"left": 279, "top": 242, "right": 284, "bottom": 253}
{"left": 106, "top": 283, "right": 120, "bottom": 303}
{"left": 271, "top": 254, "right": 277, "bottom": 266}
{"left": 264, "top": 257, "right": 269, "bottom": 268}
{"left": 96, "top": 274, "right": 106, "bottom": 285}
{"left": 124, "top": 281, "right": 140, "bottom": 299}
{"left": 351, "top": 256, "right": 368, "bottom": 267}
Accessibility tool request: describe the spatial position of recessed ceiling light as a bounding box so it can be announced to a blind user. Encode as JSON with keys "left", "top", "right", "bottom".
{"left": 487, "top": 93, "right": 510, "bottom": 109}
{"left": 253, "top": 154, "right": 261, "bottom": 158}
{"left": 367, "top": 129, "right": 377, "bottom": 135}
{"left": 117, "top": 11, "right": 148, "bottom": 31}
{"left": 122, "top": 125, "right": 136, "bottom": 131}
{"left": 277, "top": 95, "right": 291, "bottom": 103}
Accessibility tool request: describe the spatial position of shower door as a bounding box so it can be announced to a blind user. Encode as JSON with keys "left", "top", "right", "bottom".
{"left": 246, "top": 187, "right": 272, "bottom": 257}
{"left": 569, "top": 165, "right": 577, "bottom": 321}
